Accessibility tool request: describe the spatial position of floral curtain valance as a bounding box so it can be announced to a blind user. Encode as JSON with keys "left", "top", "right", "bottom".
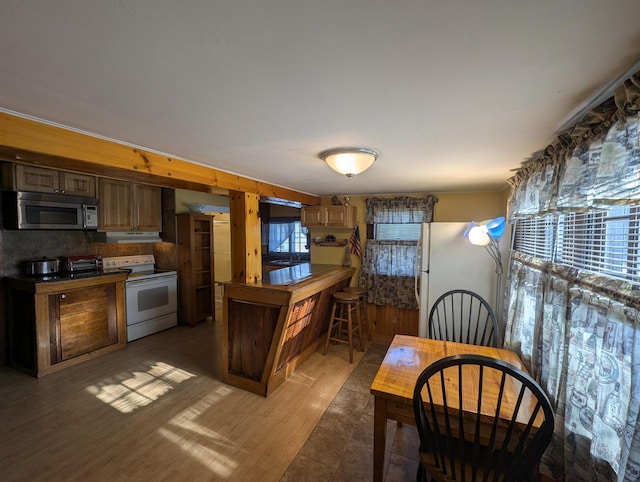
{"left": 365, "top": 195, "right": 438, "bottom": 224}
{"left": 508, "top": 70, "right": 640, "bottom": 218}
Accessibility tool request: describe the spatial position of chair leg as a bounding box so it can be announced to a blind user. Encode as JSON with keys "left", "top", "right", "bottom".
{"left": 323, "top": 302, "right": 338, "bottom": 356}
{"left": 354, "top": 302, "right": 364, "bottom": 352}
{"left": 416, "top": 462, "right": 427, "bottom": 482}
{"left": 346, "top": 304, "right": 353, "bottom": 364}
{"left": 361, "top": 297, "right": 372, "bottom": 341}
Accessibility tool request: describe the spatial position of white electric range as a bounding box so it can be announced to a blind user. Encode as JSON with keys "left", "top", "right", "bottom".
{"left": 103, "top": 255, "right": 178, "bottom": 342}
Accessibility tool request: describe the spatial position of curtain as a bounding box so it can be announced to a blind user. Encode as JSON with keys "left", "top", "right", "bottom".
{"left": 505, "top": 69, "right": 640, "bottom": 481}
{"left": 268, "top": 221, "right": 295, "bottom": 252}
{"left": 505, "top": 253, "right": 640, "bottom": 481}
{"left": 360, "top": 240, "right": 419, "bottom": 309}
{"left": 360, "top": 195, "right": 437, "bottom": 308}
{"left": 365, "top": 195, "right": 438, "bottom": 224}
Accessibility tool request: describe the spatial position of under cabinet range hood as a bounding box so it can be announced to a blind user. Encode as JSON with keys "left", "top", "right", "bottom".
{"left": 99, "top": 232, "right": 163, "bottom": 244}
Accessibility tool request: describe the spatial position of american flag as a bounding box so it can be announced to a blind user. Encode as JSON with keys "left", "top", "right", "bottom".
{"left": 349, "top": 226, "right": 362, "bottom": 260}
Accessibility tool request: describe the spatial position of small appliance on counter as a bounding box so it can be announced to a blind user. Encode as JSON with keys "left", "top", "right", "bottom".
{"left": 24, "top": 257, "right": 60, "bottom": 275}
{"left": 60, "top": 254, "right": 103, "bottom": 272}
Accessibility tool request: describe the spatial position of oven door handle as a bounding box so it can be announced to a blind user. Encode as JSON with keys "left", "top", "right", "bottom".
{"left": 125, "top": 275, "right": 177, "bottom": 286}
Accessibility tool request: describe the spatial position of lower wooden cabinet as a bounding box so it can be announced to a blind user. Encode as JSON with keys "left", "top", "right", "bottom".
{"left": 51, "top": 284, "right": 119, "bottom": 362}
{"left": 6, "top": 273, "right": 128, "bottom": 377}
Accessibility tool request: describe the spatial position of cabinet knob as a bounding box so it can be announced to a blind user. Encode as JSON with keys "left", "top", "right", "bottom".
{"left": 60, "top": 294, "right": 66, "bottom": 299}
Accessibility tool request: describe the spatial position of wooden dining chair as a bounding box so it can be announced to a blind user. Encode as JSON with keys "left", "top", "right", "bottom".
{"left": 412, "top": 354, "right": 554, "bottom": 482}
{"left": 428, "top": 289, "right": 498, "bottom": 347}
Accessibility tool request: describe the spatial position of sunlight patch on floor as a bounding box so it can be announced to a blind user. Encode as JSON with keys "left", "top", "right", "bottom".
{"left": 168, "top": 386, "right": 235, "bottom": 441}
{"left": 158, "top": 426, "right": 238, "bottom": 477}
{"left": 286, "top": 369, "right": 317, "bottom": 387}
{"left": 85, "top": 361, "right": 196, "bottom": 413}
{"left": 158, "top": 386, "right": 238, "bottom": 478}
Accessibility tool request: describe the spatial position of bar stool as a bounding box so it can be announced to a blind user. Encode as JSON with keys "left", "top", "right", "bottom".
{"left": 322, "top": 291, "right": 363, "bottom": 363}
{"left": 342, "top": 286, "right": 372, "bottom": 341}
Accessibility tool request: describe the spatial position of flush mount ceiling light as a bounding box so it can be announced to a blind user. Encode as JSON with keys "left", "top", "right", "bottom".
{"left": 319, "top": 147, "right": 378, "bottom": 178}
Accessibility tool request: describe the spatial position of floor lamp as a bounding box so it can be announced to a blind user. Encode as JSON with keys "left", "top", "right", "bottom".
{"left": 465, "top": 217, "right": 506, "bottom": 322}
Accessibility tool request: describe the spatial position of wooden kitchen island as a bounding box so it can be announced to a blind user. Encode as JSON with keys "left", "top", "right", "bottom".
{"left": 223, "top": 264, "right": 355, "bottom": 396}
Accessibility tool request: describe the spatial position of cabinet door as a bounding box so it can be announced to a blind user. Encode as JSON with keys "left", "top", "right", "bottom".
{"left": 133, "top": 184, "right": 162, "bottom": 231}
{"left": 98, "top": 178, "right": 133, "bottom": 231}
{"left": 52, "top": 284, "right": 118, "bottom": 362}
{"left": 324, "top": 206, "right": 346, "bottom": 226}
{"left": 14, "top": 165, "right": 60, "bottom": 193}
{"left": 301, "top": 206, "right": 323, "bottom": 226}
{"left": 324, "top": 206, "right": 355, "bottom": 228}
{"left": 60, "top": 172, "right": 96, "bottom": 197}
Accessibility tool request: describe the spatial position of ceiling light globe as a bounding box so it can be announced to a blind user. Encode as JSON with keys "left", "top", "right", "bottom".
{"left": 320, "top": 147, "right": 378, "bottom": 178}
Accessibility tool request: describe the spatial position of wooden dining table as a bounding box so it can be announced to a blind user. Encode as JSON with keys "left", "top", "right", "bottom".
{"left": 369, "top": 334, "right": 529, "bottom": 482}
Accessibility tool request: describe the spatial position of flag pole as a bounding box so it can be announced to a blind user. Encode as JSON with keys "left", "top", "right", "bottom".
{"left": 343, "top": 244, "right": 352, "bottom": 266}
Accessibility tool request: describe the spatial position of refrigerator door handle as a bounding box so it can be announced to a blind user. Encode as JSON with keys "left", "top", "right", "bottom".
{"left": 414, "top": 231, "right": 422, "bottom": 305}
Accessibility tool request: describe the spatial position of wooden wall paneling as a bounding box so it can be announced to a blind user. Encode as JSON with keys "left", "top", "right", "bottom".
{"left": 368, "top": 303, "right": 419, "bottom": 342}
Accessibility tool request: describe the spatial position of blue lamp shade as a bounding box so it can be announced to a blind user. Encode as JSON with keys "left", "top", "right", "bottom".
{"left": 486, "top": 216, "right": 506, "bottom": 239}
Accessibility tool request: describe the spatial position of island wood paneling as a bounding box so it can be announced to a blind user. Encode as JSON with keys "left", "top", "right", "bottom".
{"left": 223, "top": 265, "right": 355, "bottom": 396}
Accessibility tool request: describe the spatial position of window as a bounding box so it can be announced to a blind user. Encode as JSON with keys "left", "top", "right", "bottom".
{"left": 513, "top": 205, "right": 640, "bottom": 283}
{"left": 360, "top": 195, "right": 437, "bottom": 309}
{"left": 374, "top": 222, "right": 421, "bottom": 241}
{"left": 513, "top": 214, "right": 555, "bottom": 260}
{"left": 265, "top": 220, "right": 309, "bottom": 254}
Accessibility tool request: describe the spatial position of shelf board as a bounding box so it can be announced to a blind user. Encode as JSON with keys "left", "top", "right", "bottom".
{"left": 314, "top": 239, "right": 348, "bottom": 247}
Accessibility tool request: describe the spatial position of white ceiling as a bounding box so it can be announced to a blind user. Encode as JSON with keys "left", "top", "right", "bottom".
{"left": 2, "top": 1, "right": 640, "bottom": 197}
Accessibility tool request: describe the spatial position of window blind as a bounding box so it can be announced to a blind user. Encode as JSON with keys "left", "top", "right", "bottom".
{"left": 513, "top": 206, "right": 640, "bottom": 283}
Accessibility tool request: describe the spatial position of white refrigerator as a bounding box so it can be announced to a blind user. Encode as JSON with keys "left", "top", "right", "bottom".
{"left": 415, "top": 222, "right": 510, "bottom": 337}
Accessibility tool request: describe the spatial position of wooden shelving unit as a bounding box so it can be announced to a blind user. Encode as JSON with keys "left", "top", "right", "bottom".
{"left": 177, "top": 213, "right": 215, "bottom": 326}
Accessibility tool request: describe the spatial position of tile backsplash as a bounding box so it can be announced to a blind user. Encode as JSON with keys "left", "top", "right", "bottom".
{"left": 1, "top": 229, "right": 175, "bottom": 276}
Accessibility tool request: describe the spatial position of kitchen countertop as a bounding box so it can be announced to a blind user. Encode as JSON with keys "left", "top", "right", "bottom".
{"left": 5, "top": 270, "right": 129, "bottom": 294}
{"left": 262, "top": 263, "right": 337, "bottom": 286}
{"left": 6, "top": 269, "right": 126, "bottom": 284}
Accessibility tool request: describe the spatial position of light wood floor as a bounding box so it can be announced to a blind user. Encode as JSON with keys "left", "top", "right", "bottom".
{"left": 0, "top": 320, "right": 364, "bottom": 481}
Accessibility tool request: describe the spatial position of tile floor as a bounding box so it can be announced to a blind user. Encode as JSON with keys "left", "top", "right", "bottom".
{"left": 281, "top": 342, "right": 421, "bottom": 481}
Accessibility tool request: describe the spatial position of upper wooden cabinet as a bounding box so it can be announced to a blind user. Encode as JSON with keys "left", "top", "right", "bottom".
{"left": 98, "top": 178, "right": 162, "bottom": 231}
{"left": 2, "top": 164, "right": 96, "bottom": 197}
{"left": 301, "top": 205, "right": 356, "bottom": 228}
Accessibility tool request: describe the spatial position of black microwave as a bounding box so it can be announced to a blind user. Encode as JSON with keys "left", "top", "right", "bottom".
{"left": 3, "top": 191, "right": 99, "bottom": 230}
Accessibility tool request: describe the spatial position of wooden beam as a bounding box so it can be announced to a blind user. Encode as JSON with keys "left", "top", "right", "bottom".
{"left": 0, "top": 112, "right": 319, "bottom": 205}
{"left": 229, "top": 191, "right": 262, "bottom": 284}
